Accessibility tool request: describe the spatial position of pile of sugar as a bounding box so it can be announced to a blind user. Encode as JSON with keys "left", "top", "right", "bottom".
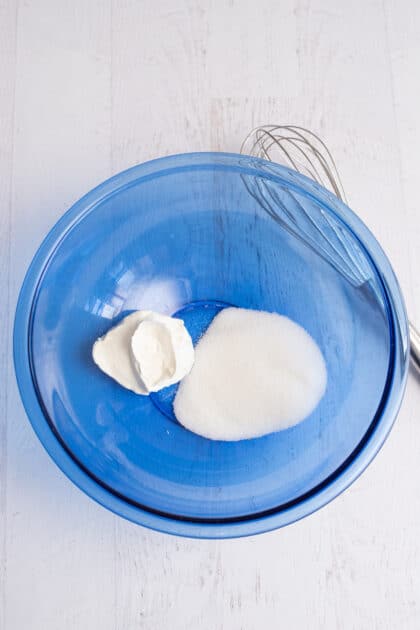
{"left": 174, "top": 307, "right": 327, "bottom": 441}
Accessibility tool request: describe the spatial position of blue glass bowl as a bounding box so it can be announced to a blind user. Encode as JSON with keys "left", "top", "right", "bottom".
{"left": 14, "top": 152, "right": 409, "bottom": 538}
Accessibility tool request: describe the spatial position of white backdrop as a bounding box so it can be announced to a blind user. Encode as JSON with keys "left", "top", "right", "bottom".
{"left": 1, "top": 1, "right": 420, "bottom": 628}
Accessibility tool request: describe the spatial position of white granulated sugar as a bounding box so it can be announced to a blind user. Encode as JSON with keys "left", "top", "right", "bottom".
{"left": 174, "top": 307, "right": 327, "bottom": 441}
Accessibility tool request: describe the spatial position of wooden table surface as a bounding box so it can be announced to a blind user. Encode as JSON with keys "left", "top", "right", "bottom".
{"left": 1, "top": 1, "right": 420, "bottom": 628}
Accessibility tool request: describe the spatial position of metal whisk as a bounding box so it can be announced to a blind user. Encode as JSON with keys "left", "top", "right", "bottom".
{"left": 241, "top": 124, "right": 420, "bottom": 372}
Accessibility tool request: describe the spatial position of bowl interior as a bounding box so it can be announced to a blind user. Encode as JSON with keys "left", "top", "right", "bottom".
{"left": 29, "top": 157, "right": 392, "bottom": 521}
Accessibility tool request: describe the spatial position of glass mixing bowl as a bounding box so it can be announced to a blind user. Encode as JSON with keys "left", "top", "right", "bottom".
{"left": 14, "top": 152, "right": 409, "bottom": 538}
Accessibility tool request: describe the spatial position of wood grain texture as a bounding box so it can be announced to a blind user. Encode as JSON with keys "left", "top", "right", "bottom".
{"left": 0, "top": 3, "right": 18, "bottom": 629}
{"left": 1, "top": 0, "right": 420, "bottom": 628}
{"left": 3, "top": 2, "right": 117, "bottom": 630}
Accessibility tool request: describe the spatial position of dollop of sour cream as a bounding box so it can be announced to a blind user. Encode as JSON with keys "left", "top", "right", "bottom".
{"left": 92, "top": 311, "right": 194, "bottom": 395}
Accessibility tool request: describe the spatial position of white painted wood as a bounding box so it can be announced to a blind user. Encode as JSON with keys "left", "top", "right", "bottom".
{"left": 3, "top": 2, "right": 117, "bottom": 630}
{"left": 1, "top": 0, "right": 420, "bottom": 628}
{"left": 0, "top": 3, "right": 18, "bottom": 629}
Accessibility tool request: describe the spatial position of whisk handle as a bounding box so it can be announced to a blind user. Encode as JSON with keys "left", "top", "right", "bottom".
{"left": 410, "top": 322, "right": 420, "bottom": 372}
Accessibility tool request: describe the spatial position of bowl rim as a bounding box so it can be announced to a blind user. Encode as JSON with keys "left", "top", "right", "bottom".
{"left": 13, "top": 151, "right": 410, "bottom": 539}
